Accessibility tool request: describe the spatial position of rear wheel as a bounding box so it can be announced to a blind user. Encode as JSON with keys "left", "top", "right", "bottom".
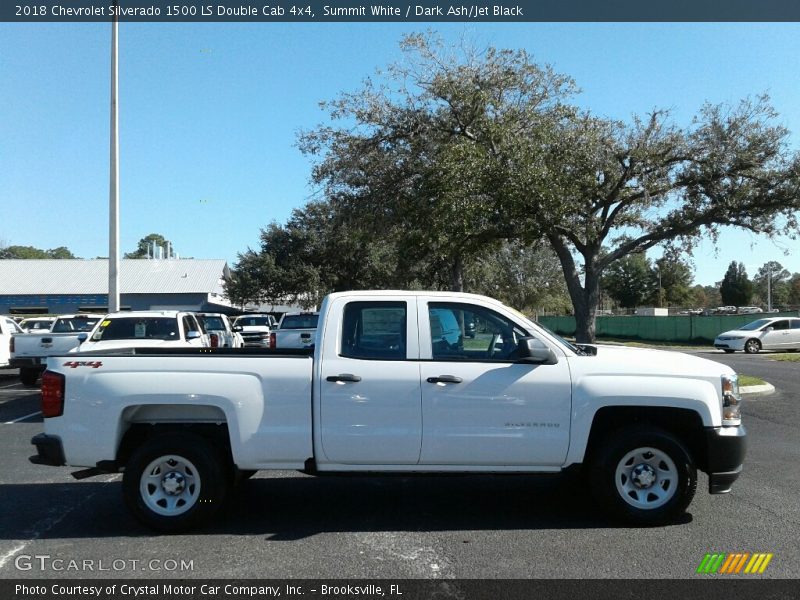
{"left": 20, "top": 367, "right": 40, "bottom": 386}
{"left": 122, "top": 433, "right": 230, "bottom": 532}
{"left": 744, "top": 339, "right": 761, "bottom": 354}
{"left": 589, "top": 426, "right": 697, "bottom": 525}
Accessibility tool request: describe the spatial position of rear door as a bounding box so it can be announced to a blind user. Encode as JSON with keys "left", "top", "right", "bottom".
{"left": 318, "top": 297, "right": 422, "bottom": 465}
{"left": 418, "top": 300, "right": 572, "bottom": 467}
{"left": 787, "top": 319, "right": 800, "bottom": 349}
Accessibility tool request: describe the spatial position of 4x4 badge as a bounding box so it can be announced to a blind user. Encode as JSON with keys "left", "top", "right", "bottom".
{"left": 62, "top": 361, "right": 103, "bottom": 369}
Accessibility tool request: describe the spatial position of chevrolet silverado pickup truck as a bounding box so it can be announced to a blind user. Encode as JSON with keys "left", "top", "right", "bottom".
{"left": 11, "top": 314, "right": 102, "bottom": 385}
{"left": 272, "top": 311, "right": 319, "bottom": 349}
{"left": 30, "top": 291, "right": 746, "bottom": 532}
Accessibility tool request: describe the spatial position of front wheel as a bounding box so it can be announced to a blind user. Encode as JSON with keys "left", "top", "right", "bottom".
{"left": 122, "top": 433, "right": 230, "bottom": 532}
{"left": 744, "top": 339, "right": 761, "bottom": 354}
{"left": 589, "top": 426, "right": 697, "bottom": 525}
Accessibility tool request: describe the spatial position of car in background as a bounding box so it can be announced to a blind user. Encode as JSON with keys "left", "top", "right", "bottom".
{"left": 272, "top": 311, "right": 319, "bottom": 349}
{"left": 78, "top": 311, "right": 209, "bottom": 352}
{"left": 0, "top": 316, "right": 25, "bottom": 368}
{"left": 10, "top": 314, "right": 103, "bottom": 385}
{"left": 18, "top": 317, "right": 56, "bottom": 333}
{"left": 737, "top": 306, "right": 763, "bottom": 314}
{"left": 196, "top": 312, "right": 243, "bottom": 348}
{"left": 714, "top": 317, "right": 800, "bottom": 353}
{"left": 232, "top": 314, "right": 277, "bottom": 348}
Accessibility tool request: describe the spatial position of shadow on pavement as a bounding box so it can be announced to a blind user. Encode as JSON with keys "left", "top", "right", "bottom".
{"left": 0, "top": 473, "right": 691, "bottom": 540}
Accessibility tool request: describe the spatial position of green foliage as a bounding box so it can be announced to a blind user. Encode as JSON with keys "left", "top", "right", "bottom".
{"left": 720, "top": 261, "right": 753, "bottom": 306}
{"left": 602, "top": 253, "right": 654, "bottom": 308}
{"left": 652, "top": 251, "right": 694, "bottom": 306}
{"left": 0, "top": 245, "right": 76, "bottom": 259}
{"left": 752, "top": 261, "right": 791, "bottom": 307}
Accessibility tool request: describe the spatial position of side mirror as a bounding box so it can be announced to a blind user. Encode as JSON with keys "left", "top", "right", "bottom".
{"left": 516, "top": 337, "right": 558, "bottom": 365}
{"left": 764, "top": 326, "right": 774, "bottom": 333}
{"left": 77, "top": 333, "right": 88, "bottom": 344}
{"left": 187, "top": 331, "right": 201, "bottom": 340}
{"left": 232, "top": 325, "right": 243, "bottom": 332}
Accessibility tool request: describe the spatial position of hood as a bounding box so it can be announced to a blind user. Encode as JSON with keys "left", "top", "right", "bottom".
{"left": 716, "top": 328, "right": 758, "bottom": 338}
{"left": 584, "top": 344, "right": 735, "bottom": 378}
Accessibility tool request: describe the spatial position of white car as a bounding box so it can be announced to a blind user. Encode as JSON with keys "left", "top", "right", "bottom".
{"left": 737, "top": 306, "right": 763, "bottom": 315}
{"left": 714, "top": 317, "right": 800, "bottom": 353}
{"left": 78, "top": 311, "right": 209, "bottom": 352}
{"left": 18, "top": 317, "right": 56, "bottom": 333}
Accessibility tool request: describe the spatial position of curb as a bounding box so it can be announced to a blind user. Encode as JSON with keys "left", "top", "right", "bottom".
{"left": 740, "top": 383, "right": 775, "bottom": 396}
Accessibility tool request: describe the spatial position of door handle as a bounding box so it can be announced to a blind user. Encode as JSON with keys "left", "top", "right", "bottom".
{"left": 427, "top": 375, "right": 463, "bottom": 384}
{"left": 326, "top": 373, "right": 362, "bottom": 383}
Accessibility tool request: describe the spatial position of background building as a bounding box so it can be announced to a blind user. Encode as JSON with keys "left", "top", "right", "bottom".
{"left": 0, "top": 259, "right": 234, "bottom": 315}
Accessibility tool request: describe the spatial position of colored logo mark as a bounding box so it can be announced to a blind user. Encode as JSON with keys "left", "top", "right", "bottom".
{"left": 696, "top": 553, "right": 773, "bottom": 574}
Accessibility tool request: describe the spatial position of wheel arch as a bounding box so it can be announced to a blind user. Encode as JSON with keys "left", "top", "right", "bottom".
{"left": 582, "top": 406, "right": 709, "bottom": 472}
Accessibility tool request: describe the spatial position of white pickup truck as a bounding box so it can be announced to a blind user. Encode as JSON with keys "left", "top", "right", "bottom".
{"left": 31, "top": 291, "right": 746, "bottom": 532}
{"left": 11, "top": 314, "right": 102, "bottom": 385}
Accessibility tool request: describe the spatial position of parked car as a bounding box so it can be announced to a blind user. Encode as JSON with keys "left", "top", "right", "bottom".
{"left": 714, "top": 317, "right": 800, "bottom": 353}
{"left": 0, "top": 316, "right": 24, "bottom": 368}
{"left": 272, "top": 311, "right": 320, "bottom": 349}
{"left": 10, "top": 314, "right": 102, "bottom": 385}
{"left": 737, "top": 306, "right": 763, "bottom": 315}
{"left": 33, "top": 290, "right": 745, "bottom": 531}
{"left": 232, "top": 314, "right": 277, "bottom": 348}
{"left": 78, "top": 311, "right": 209, "bottom": 352}
{"left": 18, "top": 317, "right": 56, "bottom": 333}
{"left": 196, "top": 313, "right": 243, "bottom": 348}
{"left": 716, "top": 306, "right": 738, "bottom": 315}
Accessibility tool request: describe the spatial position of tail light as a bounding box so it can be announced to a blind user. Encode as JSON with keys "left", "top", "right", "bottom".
{"left": 269, "top": 332, "right": 276, "bottom": 349}
{"left": 210, "top": 333, "right": 219, "bottom": 348}
{"left": 41, "top": 371, "right": 65, "bottom": 418}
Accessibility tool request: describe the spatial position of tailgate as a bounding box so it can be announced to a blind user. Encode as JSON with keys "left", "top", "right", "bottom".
{"left": 276, "top": 329, "right": 316, "bottom": 349}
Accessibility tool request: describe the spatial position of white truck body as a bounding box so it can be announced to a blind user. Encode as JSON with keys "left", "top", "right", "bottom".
{"left": 11, "top": 314, "right": 102, "bottom": 383}
{"left": 196, "top": 313, "right": 243, "bottom": 349}
{"left": 32, "top": 291, "right": 746, "bottom": 530}
{"left": 1, "top": 316, "right": 25, "bottom": 368}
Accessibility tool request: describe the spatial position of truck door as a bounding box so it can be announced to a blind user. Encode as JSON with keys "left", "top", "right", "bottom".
{"left": 418, "top": 300, "right": 571, "bottom": 467}
{"left": 318, "top": 298, "right": 422, "bottom": 464}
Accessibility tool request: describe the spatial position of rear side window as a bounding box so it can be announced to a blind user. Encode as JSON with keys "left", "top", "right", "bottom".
{"left": 280, "top": 314, "right": 319, "bottom": 330}
{"left": 792, "top": 320, "right": 800, "bottom": 329}
{"left": 341, "top": 302, "right": 407, "bottom": 360}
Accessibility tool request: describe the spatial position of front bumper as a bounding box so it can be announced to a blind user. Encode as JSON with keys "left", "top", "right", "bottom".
{"left": 30, "top": 433, "right": 65, "bottom": 466}
{"left": 705, "top": 425, "right": 747, "bottom": 494}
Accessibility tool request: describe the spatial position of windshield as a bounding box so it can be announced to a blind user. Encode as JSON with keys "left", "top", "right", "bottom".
{"left": 201, "top": 316, "right": 226, "bottom": 330}
{"left": 235, "top": 316, "right": 271, "bottom": 327}
{"left": 51, "top": 317, "right": 101, "bottom": 333}
{"left": 280, "top": 314, "right": 319, "bottom": 330}
{"left": 91, "top": 317, "right": 179, "bottom": 341}
{"left": 21, "top": 319, "right": 53, "bottom": 331}
{"left": 739, "top": 319, "right": 771, "bottom": 331}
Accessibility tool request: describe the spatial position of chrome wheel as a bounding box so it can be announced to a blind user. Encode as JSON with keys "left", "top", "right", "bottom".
{"left": 744, "top": 339, "right": 761, "bottom": 354}
{"left": 139, "top": 454, "right": 201, "bottom": 517}
{"left": 615, "top": 447, "right": 677, "bottom": 510}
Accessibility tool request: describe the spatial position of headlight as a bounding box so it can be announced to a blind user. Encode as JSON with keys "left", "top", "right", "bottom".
{"left": 721, "top": 374, "right": 742, "bottom": 426}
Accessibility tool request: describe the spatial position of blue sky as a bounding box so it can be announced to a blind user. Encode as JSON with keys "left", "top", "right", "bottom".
{"left": 1, "top": 22, "right": 798, "bottom": 286}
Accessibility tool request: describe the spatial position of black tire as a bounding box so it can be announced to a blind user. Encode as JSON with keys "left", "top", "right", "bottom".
{"left": 744, "top": 339, "right": 761, "bottom": 354}
{"left": 122, "top": 432, "right": 230, "bottom": 532}
{"left": 589, "top": 426, "right": 697, "bottom": 525}
{"left": 723, "top": 349, "right": 735, "bottom": 354}
{"left": 20, "top": 367, "right": 40, "bottom": 387}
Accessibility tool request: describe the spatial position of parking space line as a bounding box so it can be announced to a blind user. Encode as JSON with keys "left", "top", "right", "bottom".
{"left": 2, "top": 411, "right": 41, "bottom": 424}
{"left": 0, "top": 382, "right": 23, "bottom": 389}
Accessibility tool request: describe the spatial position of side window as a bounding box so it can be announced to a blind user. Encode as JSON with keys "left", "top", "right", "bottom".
{"left": 182, "top": 316, "right": 198, "bottom": 339}
{"left": 341, "top": 301, "right": 407, "bottom": 360}
{"left": 428, "top": 303, "right": 529, "bottom": 362}
{"left": 792, "top": 320, "right": 800, "bottom": 330}
{"left": 771, "top": 320, "right": 789, "bottom": 330}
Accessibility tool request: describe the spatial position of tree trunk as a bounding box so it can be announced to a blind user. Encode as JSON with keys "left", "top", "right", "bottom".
{"left": 547, "top": 234, "right": 600, "bottom": 344}
{"left": 450, "top": 254, "right": 464, "bottom": 292}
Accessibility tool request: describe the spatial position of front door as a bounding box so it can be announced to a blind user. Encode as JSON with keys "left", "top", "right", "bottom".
{"left": 418, "top": 300, "right": 571, "bottom": 467}
{"left": 318, "top": 298, "right": 422, "bottom": 465}
{"left": 761, "top": 319, "right": 791, "bottom": 349}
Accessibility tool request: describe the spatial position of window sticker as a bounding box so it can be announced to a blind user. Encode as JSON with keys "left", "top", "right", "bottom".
{"left": 134, "top": 322, "right": 147, "bottom": 338}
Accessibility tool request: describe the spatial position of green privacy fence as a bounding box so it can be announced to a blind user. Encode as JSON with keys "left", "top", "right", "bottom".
{"left": 538, "top": 312, "right": 800, "bottom": 343}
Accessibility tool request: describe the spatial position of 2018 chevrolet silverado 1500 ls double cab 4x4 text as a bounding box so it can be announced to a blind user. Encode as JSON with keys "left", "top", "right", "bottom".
{"left": 31, "top": 291, "right": 746, "bottom": 531}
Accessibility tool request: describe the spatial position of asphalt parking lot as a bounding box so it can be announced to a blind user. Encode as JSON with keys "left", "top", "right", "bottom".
{"left": 0, "top": 349, "right": 797, "bottom": 580}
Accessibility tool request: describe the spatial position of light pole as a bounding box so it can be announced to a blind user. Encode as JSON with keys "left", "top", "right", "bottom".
{"left": 108, "top": 0, "right": 120, "bottom": 312}
{"left": 767, "top": 265, "right": 772, "bottom": 312}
